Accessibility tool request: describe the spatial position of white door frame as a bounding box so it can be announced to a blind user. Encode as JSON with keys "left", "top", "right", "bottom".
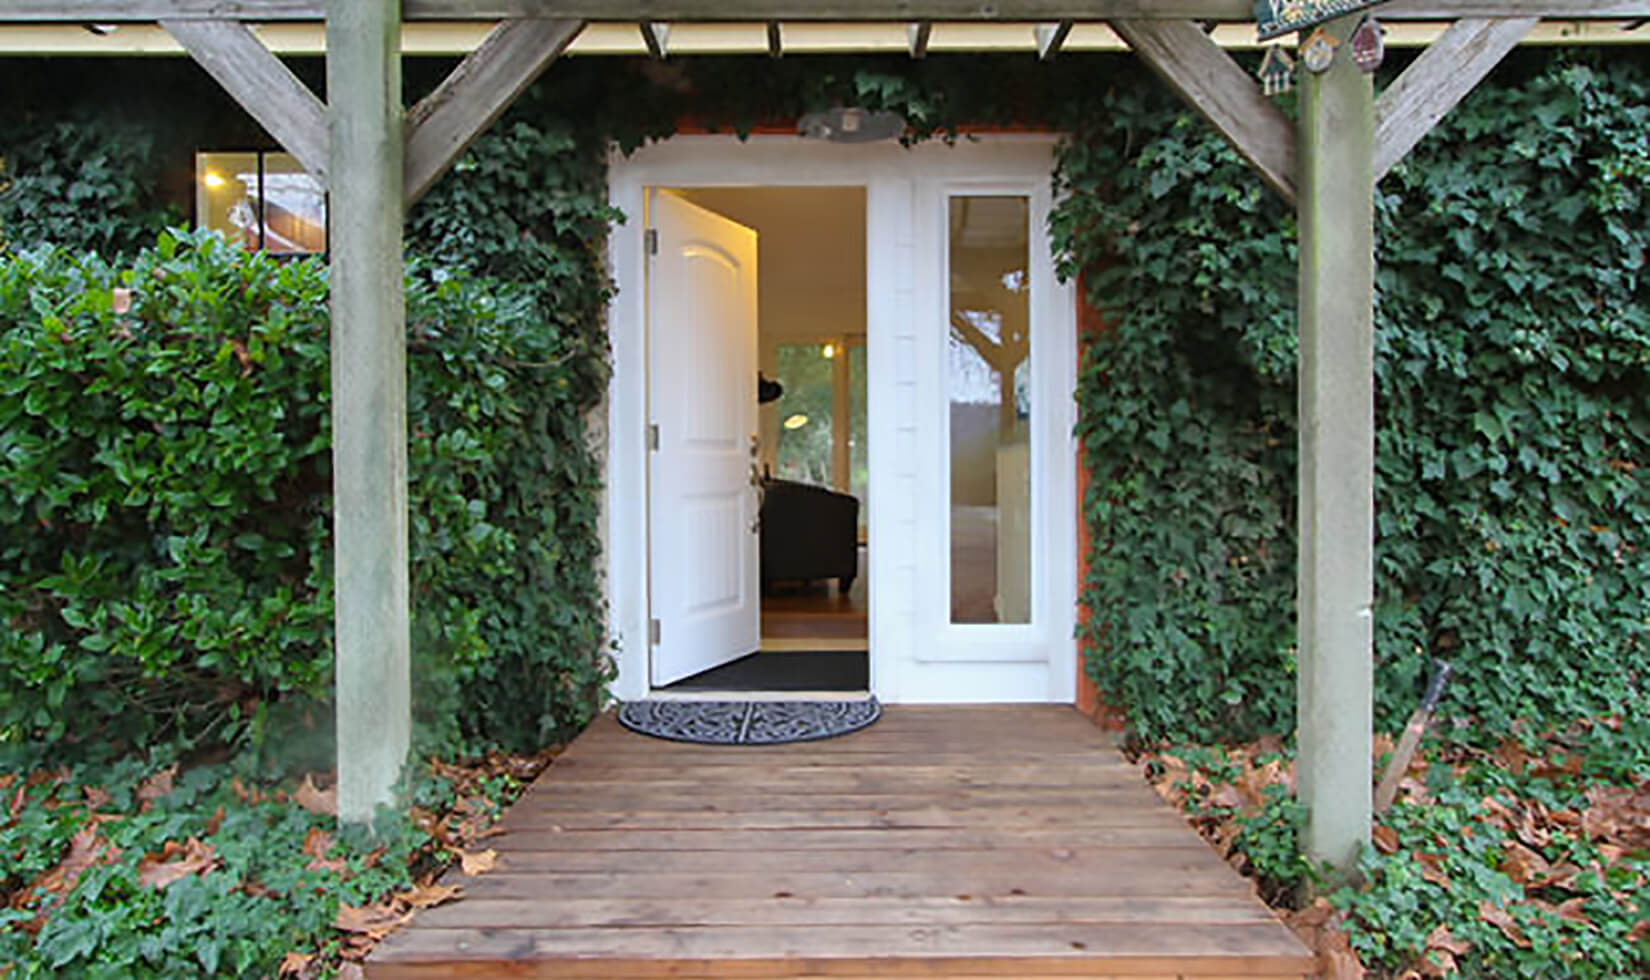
{"left": 605, "top": 134, "right": 1077, "bottom": 704}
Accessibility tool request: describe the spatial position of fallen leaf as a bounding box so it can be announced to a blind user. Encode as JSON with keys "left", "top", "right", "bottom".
{"left": 82, "top": 786, "right": 112, "bottom": 810}
{"left": 395, "top": 882, "right": 463, "bottom": 909}
{"left": 460, "top": 848, "right": 498, "bottom": 875}
{"left": 278, "top": 951, "right": 313, "bottom": 977}
{"left": 1552, "top": 896, "right": 1591, "bottom": 926}
{"left": 1371, "top": 823, "right": 1399, "bottom": 854}
{"left": 1501, "top": 841, "right": 1550, "bottom": 886}
{"left": 336, "top": 962, "right": 366, "bottom": 980}
{"left": 303, "top": 827, "right": 350, "bottom": 875}
{"left": 1319, "top": 921, "right": 1367, "bottom": 980}
{"left": 34, "top": 822, "right": 121, "bottom": 898}
{"left": 335, "top": 903, "right": 412, "bottom": 939}
{"left": 295, "top": 773, "right": 337, "bottom": 818}
{"left": 1416, "top": 851, "right": 1452, "bottom": 890}
{"left": 1419, "top": 924, "right": 1468, "bottom": 978}
{"left": 137, "top": 836, "right": 217, "bottom": 889}
{"left": 1478, "top": 899, "right": 1530, "bottom": 948}
{"left": 204, "top": 805, "right": 227, "bottom": 836}
{"left": 136, "top": 766, "right": 176, "bottom": 805}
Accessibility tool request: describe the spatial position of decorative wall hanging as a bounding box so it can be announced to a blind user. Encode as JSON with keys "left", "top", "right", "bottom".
{"left": 1257, "top": 44, "right": 1296, "bottom": 96}
{"left": 1255, "top": 0, "right": 1390, "bottom": 42}
{"left": 1350, "top": 16, "right": 1386, "bottom": 73}
{"left": 1301, "top": 26, "right": 1340, "bottom": 75}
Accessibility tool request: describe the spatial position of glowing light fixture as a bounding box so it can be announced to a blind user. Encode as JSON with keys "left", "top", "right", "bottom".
{"left": 821, "top": 343, "right": 836, "bottom": 359}
{"left": 783, "top": 413, "right": 810, "bottom": 430}
{"left": 202, "top": 172, "right": 227, "bottom": 190}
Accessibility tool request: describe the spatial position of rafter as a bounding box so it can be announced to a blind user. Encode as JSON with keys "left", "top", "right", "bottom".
{"left": 908, "top": 20, "right": 932, "bottom": 58}
{"left": 161, "top": 18, "right": 328, "bottom": 184}
{"left": 1374, "top": 17, "right": 1538, "bottom": 180}
{"left": 639, "top": 20, "right": 669, "bottom": 58}
{"left": 1110, "top": 18, "right": 1297, "bottom": 203}
{"left": 405, "top": 18, "right": 584, "bottom": 205}
{"left": 5, "top": 1, "right": 1650, "bottom": 23}
{"left": 766, "top": 19, "right": 782, "bottom": 56}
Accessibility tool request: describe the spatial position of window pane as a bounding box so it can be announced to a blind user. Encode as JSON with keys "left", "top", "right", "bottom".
{"left": 261, "top": 154, "right": 327, "bottom": 254}
{"left": 774, "top": 344, "right": 834, "bottom": 487}
{"left": 195, "top": 153, "right": 260, "bottom": 250}
{"left": 949, "top": 196, "right": 1031, "bottom": 625}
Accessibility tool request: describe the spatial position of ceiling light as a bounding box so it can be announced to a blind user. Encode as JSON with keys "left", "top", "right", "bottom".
{"left": 822, "top": 343, "right": 836, "bottom": 359}
{"left": 202, "top": 172, "right": 227, "bottom": 189}
{"left": 783, "top": 413, "right": 810, "bottom": 430}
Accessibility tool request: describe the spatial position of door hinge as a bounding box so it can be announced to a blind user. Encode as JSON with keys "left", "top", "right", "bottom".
{"left": 648, "top": 423, "right": 660, "bottom": 451}
{"left": 644, "top": 228, "right": 658, "bottom": 255}
{"left": 649, "top": 618, "right": 661, "bottom": 646}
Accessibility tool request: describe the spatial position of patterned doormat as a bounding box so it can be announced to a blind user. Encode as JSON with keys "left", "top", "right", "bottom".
{"left": 617, "top": 698, "right": 881, "bottom": 745}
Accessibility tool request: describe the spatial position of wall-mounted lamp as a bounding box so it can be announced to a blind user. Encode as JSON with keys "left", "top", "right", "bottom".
{"left": 822, "top": 343, "right": 836, "bottom": 359}
{"left": 202, "top": 172, "right": 227, "bottom": 190}
{"left": 783, "top": 413, "right": 810, "bottom": 431}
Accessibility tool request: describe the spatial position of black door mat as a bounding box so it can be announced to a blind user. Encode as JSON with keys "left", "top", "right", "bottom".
{"left": 617, "top": 698, "right": 881, "bottom": 745}
{"left": 663, "top": 650, "right": 868, "bottom": 692}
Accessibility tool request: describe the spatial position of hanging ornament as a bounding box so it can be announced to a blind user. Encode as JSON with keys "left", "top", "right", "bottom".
{"left": 1300, "top": 26, "right": 1339, "bottom": 75}
{"left": 1257, "top": 44, "right": 1296, "bottom": 97}
{"left": 1350, "top": 15, "right": 1385, "bottom": 73}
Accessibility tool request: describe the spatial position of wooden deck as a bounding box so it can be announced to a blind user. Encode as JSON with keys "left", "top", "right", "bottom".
{"left": 369, "top": 706, "right": 1316, "bottom": 979}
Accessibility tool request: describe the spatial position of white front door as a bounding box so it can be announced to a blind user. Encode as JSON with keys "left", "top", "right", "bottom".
{"left": 646, "top": 191, "right": 762, "bottom": 687}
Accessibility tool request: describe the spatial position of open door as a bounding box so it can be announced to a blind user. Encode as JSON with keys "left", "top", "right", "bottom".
{"left": 647, "top": 191, "right": 762, "bottom": 687}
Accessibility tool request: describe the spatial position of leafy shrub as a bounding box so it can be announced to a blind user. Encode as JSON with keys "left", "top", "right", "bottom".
{"left": 1056, "top": 54, "right": 1650, "bottom": 745}
{"left": 0, "top": 120, "right": 176, "bottom": 257}
{"left": 0, "top": 231, "right": 608, "bottom": 760}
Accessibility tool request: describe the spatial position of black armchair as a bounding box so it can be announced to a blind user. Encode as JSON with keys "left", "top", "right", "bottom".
{"left": 759, "top": 478, "right": 860, "bottom": 594}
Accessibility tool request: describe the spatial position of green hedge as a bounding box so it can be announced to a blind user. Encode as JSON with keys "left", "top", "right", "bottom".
{"left": 0, "top": 231, "right": 607, "bottom": 760}
{"left": 1057, "top": 55, "right": 1650, "bottom": 744}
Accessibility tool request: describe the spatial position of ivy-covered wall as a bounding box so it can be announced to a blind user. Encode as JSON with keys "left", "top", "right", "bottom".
{"left": 1, "top": 48, "right": 1644, "bottom": 753}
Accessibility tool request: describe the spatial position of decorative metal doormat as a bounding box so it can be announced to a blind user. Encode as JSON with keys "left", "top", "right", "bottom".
{"left": 617, "top": 698, "right": 881, "bottom": 745}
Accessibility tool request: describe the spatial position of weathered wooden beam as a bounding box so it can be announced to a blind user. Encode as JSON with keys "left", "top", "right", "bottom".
{"left": 405, "top": 18, "right": 582, "bottom": 205}
{"left": 160, "top": 18, "right": 328, "bottom": 184}
{"left": 1374, "top": 17, "right": 1538, "bottom": 180}
{"left": 907, "top": 20, "right": 932, "bottom": 58}
{"left": 766, "top": 19, "right": 782, "bottom": 56}
{"left": 1296, "top": 13, "right": 1375, "bottom": 875}
{"left": 330, "top": 0, "right": 410, "bottom": 828}
{"left": 7, "top": 1, "right": 1650, "bottom": 24}
{"left": 639, "top": 19, "right": 668, "bottom": 57}
{"left": 1110, "top": 18, "right": 1297, "bottom": 203}
{"left": 1034, "top": 19, "right": 1072, "bottom": 59}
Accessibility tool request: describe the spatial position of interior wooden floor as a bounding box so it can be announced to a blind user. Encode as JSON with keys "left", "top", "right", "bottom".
{"left": 762, "top": 545, "right": 869, "bottom": 650}
{"left": 368, "top": 706, "right": 1315, "bottom": 979}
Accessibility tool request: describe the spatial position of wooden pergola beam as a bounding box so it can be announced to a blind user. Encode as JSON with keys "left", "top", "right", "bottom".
{"left": 639, "top": 20, "right": 668, "bottom": 57}
{"left": 766, "top": 19, "right": 782, "bottom": 56}
{"left": 160, "top": 18, "right": 328, "bottom": 184}
{"left": 907, "top": 20, "right": 932, "bottom": 58}
{"left": 5, "top": 1, "right": 1649, "bottom": 22}
{"left": 1374, "top": 17, "right": 1539, "bottom": 180}
{"left": 406, "top": 17, "right": 583, "bottom": 204}
{"left": 1110, "top": 18, "right": 1297, "bottom": 203}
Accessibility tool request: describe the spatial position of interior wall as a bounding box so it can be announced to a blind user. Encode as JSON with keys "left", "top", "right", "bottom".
{"left": 676, "top": 187, "right": 867, "bottom": 475}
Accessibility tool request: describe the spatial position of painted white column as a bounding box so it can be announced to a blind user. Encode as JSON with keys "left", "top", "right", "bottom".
{"left": 328, "top": 0, "right": 410, "bottom": 826}
{"left": 1296, "top": 14, "right": 1375, "bottom": 872}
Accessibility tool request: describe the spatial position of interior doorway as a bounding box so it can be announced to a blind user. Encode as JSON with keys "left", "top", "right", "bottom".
{"left": 648, "top": 186, "right": 871, "bottom": 695}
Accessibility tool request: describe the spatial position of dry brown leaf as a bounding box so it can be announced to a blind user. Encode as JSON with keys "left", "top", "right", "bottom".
{"left": 1478, "top": 899, "right": 1531, "bottom": 948}
{"left": 294, "top": 773, "right": 337, "bottom": 818}
{"left": 204, "top": 805, "right": 227, "bottom": 836}
{"left": 1501, "top": 841, "right": 1550, "bottom": 886}
{"left": 395, "top": 882, "right": 463, "bottom": 909}
{"left": 82, "top": 786, "right": 112, "bottom": 810}
{"left": 136, "top": 766, "right": 176, "bottom": 805}
{"left": 303, "top": 827, "right": 350, "bottom": 875}
{"left": 1371, "top": 823, "right": 1399, "bottom": 855}
{"left": 1416, "top": 851, "right": 1453, "bottom": 890}
{"left": 277, "top": 951, "right": 313, "bottom": 977}
{"left": 335, "top": 903, "right": 412, "bottom": 939}
{"left": 1319, "top": 921, "right": 1367, "bottom": 980}
{"left": 336, "top": 961, "right": 366, "bottom": 980}
{"left": 136, "top": 836, "right": 218, "bottom": 889}
{"left": 459, "top": 848, "right": 498, "bottom": 875}
{"left": 1419, "top": 924, "right": 1468, "bottom": 978}
{"left": 34, "top": 823, "right": 121, "bottom": 898}
{"left": 1552, "top": 896, "right": 1591, "bottom": 926}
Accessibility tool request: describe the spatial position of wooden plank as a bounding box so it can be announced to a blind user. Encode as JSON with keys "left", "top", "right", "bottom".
{"left": 639, "top": 19, "right": 669, "bottom": 57}
{"left": 404, "top": 17, "right": 582, "bottom": 205}
{"left": 482, "top": 827, "right": 1210, "bottom": 850}
{"left": 492, "top": 806, "right": 1192, "bottom": 831}
{"left": 469, "top": 846, "right": 1238, "bottom": 875}
{"left": 159, "top": 18, "right": 327, "bottom": 184}
{"left": 6, "top": 1, "right": 1649, "bottom": 24}
{"left": 369, "top": 923, "right": 1315, "bottom": 973}
{"left": 766, "top": 19, "right": 782, "bottom": 56}
{"left": 908, "top": 20, "right": 932, "bottom": 58}
{"left": 403, "top": 896, "right": 1284, "bottom": 930}
{"left": 1108, "top": 18, "right": 1296, "bottom": 203}
{"left": 1374, "top": 17, "right": 1539, "bottom": 180}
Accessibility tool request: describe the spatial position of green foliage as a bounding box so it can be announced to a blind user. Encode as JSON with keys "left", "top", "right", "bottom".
{"left": 0, "top": 231, "right": 607, "bottom": 759}
{"left": 0, "top": 120, "right": 178, "bottom": 258}
{"left": 1057, "top": 53, "right": 1650, "bottom": 745}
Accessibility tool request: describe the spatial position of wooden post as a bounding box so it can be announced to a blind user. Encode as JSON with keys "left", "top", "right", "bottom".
{"left": 1296, "top": 14, "right": 1375, "bottom": 873}
{"left": 328, "top": 0, "right": 410, "bottom": 826}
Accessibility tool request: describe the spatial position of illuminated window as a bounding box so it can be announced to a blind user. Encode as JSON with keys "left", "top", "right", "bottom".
{"left": 195, "top": 151, "right": 327, "bottom": 254}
